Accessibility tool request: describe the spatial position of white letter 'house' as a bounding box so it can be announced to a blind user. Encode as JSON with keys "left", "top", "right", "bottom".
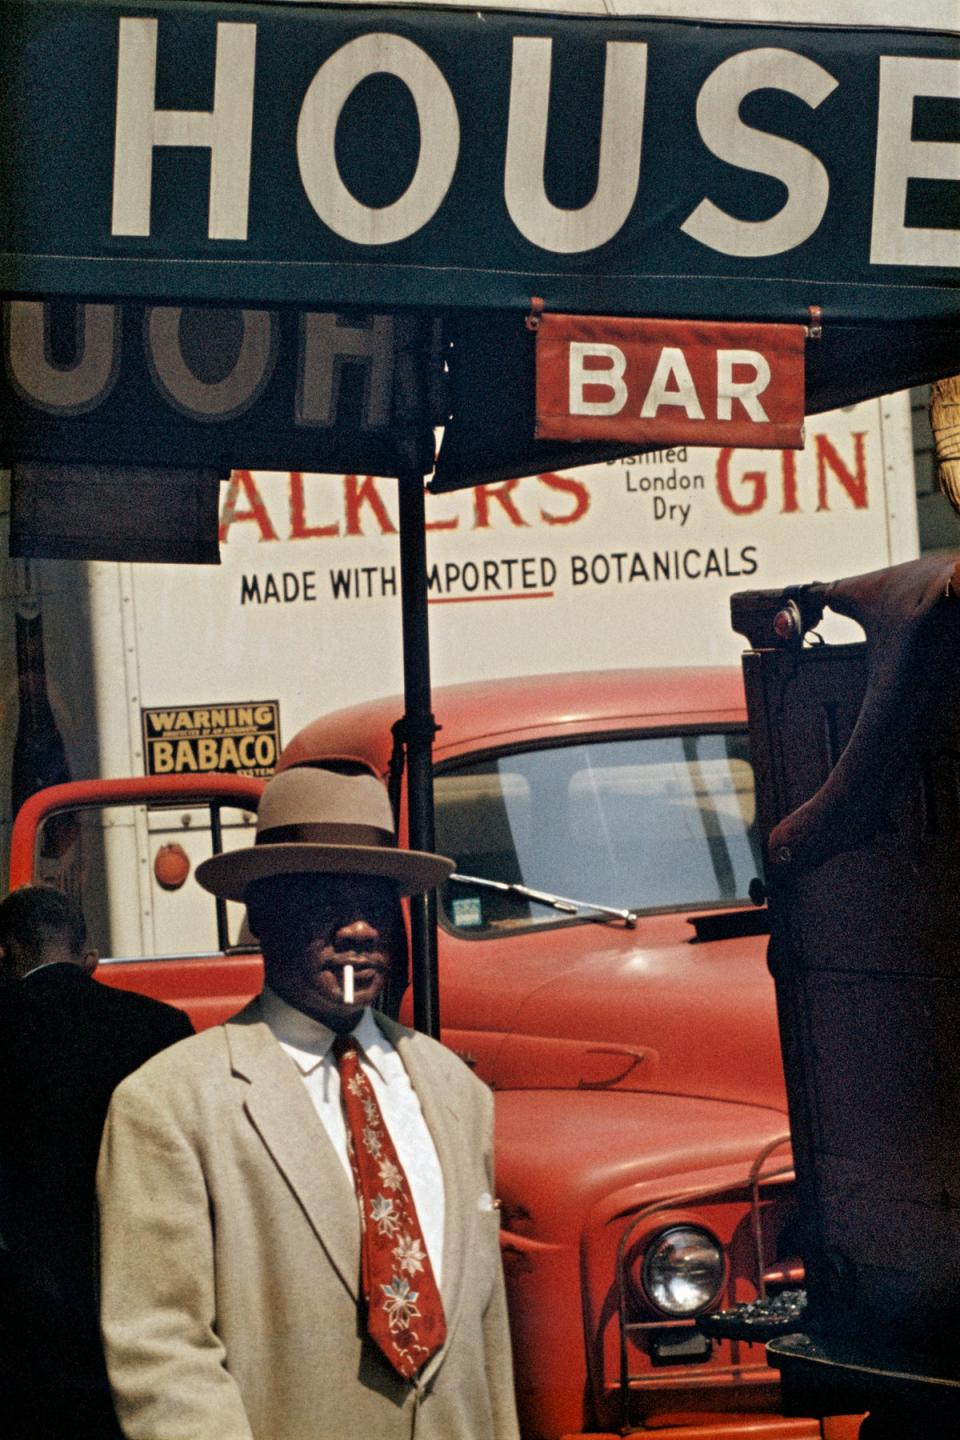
{"left": 296, "top": 34, "right": 460, "bottom": 245}
{"left": 112, "top": 17, "right": 257, "bottom": 240}
{"left": 871, "top": 56, "right": 960, "bottom": 268}
{"left": 681, "top": 48, "right": 838, "bottom": 258}
{"left": 505, "top": 38, "right": 647, "bottom": 254}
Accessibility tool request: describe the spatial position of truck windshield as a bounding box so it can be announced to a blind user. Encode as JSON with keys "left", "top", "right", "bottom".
{"left": 435, "top": 731, "right": 760, "bottom": 934}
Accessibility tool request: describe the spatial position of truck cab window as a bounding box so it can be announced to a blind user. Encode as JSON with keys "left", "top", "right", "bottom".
{"left": 436, "top": 732, "right": 759, "bottom": 934}
{"left": 33, "top": 801, "right": 258, "bottom": 961}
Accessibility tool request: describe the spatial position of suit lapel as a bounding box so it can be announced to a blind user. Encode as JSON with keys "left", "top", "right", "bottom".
{"left": 226, "top": 1004, "right": 360, "bottom": 1300}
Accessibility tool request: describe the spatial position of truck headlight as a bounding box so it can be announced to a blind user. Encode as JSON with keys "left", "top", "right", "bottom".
{"left": 641, "top": 1226, "right": 725, "bottom": 1317}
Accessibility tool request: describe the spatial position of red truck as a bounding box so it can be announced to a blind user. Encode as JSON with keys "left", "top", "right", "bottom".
{"left": 10, "top": 667, "right": 860, "bottom": 1440}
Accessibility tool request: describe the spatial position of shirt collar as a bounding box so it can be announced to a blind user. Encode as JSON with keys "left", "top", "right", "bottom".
{"left": 20, "top": 960, "right": 81, "bottom": 981}
{"left": 260, "top": 986, "right": 389, "bottom": 1080}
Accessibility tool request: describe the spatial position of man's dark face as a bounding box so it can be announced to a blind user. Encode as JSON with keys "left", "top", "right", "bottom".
{"left": 247, "top": 872, "right": 404, "bottom": 1030}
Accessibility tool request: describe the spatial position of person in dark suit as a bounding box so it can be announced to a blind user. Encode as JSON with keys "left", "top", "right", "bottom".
{"left": 0, "top": 884, "right": 193, "bottom": 1440}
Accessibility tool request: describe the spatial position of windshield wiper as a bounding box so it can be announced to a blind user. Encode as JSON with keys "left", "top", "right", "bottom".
{"left": 449, "top": 873, "right": 637, "bottom": 928}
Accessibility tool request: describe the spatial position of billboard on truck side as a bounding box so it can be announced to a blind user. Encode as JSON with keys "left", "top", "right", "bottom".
{"left": 0, "top": 388, "right": 918, "bottom": 950}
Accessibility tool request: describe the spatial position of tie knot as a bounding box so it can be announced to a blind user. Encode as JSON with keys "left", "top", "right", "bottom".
{"left": 332, "top": 1032, "right": 359, "bottom": 1064}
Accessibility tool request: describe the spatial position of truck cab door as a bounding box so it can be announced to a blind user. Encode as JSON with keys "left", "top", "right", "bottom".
{"left": 9, "top": 775, "right": 265, "bottom": 1029}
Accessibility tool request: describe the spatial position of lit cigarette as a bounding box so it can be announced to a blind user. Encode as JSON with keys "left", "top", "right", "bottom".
{"left": 343, "top": 964, "right": 355, "bottom": 1005}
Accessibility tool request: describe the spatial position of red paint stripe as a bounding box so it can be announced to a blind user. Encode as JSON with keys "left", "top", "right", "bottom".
{"left": 428, "top": 591, "right": 555, "bottom": 606}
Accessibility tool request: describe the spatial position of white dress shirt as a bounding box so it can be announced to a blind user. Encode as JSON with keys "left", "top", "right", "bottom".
{"left": 260, "top": 987, "right": 446, "bottom": 1285}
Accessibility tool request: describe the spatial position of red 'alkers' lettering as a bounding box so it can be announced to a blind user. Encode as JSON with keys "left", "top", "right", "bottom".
{"left": 221, "top": 469, "right": 599, "bottom": 540}
{"left": 537, "top": 472, "right": 591, "bottom": 525}
{"left": 289, "top": 471, "right": 339, "bottom": 538}
{"left": 473, "top": 482, "right": 528, "bottom": 529}
{"left": 344, "top": 475, "right": 397, "bottom": 536}
{"left": 220, "top": 470, "right": 278, "bottom": 543}
{"left": 424, "top": 483, "right": 459, "bottom": 533}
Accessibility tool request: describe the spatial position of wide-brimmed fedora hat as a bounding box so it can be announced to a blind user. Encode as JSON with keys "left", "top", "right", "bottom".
{"left": 195, "top": 767, "right": 454, "bottom": 901}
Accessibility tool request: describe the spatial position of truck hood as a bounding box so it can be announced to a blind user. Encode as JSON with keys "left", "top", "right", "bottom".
{"left": 463, "top": 914, "right": 788, "bottom": 1113}
{"left": 493, "top": 1086, "right": 791, "bottom": 1241}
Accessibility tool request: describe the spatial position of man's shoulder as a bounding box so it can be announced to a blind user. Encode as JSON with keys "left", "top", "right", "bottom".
{"left": 92, "top": 977, "right": 193, "bottom": 1034}
{"left": 7, "top": 965, "right": 189, "bottom": 1032}
{"left": 0, "top": 961, "right": 83, "bottom": 1012}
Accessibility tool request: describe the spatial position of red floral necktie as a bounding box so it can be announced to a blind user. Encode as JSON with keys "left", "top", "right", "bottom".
{"left": 333, "top": 1033, "right": 447, "bottom": 1378}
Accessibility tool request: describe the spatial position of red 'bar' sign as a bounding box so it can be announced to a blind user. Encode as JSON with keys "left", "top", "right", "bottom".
{"left": 536, "top": 315, "right": 806, "bottom": 450}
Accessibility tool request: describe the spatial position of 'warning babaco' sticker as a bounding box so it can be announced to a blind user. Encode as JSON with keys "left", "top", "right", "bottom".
{"left": 141, "top": 702, "right": 281, "bottom": 778}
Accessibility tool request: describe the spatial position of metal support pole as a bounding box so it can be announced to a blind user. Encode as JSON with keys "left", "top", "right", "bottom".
{"left": 210, "top": 802, "right": 229, "bottom": 953}
{"left": 396, "top": 467, "right": 440, "bottom": 1038}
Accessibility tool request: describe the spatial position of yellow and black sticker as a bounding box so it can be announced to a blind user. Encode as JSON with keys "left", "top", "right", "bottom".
{"left": 141, "top": 701, "right": 281, "bottom": 778}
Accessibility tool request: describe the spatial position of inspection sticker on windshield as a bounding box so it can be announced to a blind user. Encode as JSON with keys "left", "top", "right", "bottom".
{"left": 452, "top": 896, "right": 483, "bottom": 929}
{"left": 536, "top": 315, "right": 805, "bottom": 450}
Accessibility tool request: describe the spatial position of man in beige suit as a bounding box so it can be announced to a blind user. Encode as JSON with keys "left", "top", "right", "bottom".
{"left": 96, "top": 768, "right": 519, "bottom": 1440}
